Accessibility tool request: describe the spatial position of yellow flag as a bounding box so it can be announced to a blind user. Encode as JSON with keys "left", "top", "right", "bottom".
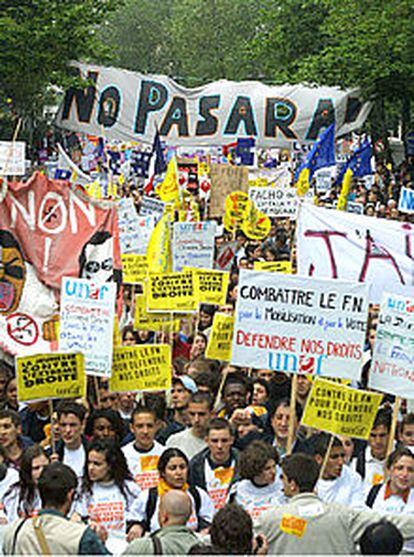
{"left": 296, "top": 168, "right": 310, "bottom": 196}
{"left": 157, "top": 157, "right": 179, "bottom": 202}
{"left": 337, "top": 167, "right": 353, "bottom": 211}
{"left": 146, "top": 213, "right": 172, "bottom": 273}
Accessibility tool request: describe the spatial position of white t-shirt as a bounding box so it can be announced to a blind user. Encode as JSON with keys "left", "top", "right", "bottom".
{"left": 130, "top": 486, "right": 214, "bottom": 533}
{"left": 166, "top": 429, "right": 207, "bottom": 460}
{"left": 63, "top": 445, "right": 86, "bottom": 478}
{"left": 230, "top": 478, "right": 283, "bottom": 521}
{"left": 74, "top": 480, "right": 140, "bottom": 535}
{"left": 204, "top": 458, "right": 236, "bottom": 510}
{"left": 352, "top": 446, "right": 386, "bottom": 496}
{"left": 122, "top": 441, "right": 164, "bottom": 490}
{"left": 1, "top": 484, "right": 41, "bottom": 523}
{"left": 317, "top": 464, "right": 366, "bottom": 509}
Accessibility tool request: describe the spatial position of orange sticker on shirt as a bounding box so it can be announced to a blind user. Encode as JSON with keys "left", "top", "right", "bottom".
{"left": 280, "top": 514, "right": 307, "bottom": 538}
{"left": 372, "top": 473, "right": 384, "bottom": 485}
{"left": 214, "top": 467, "right": 234, "bottom": 485}
{"left": 141, "top": 455, "right": 159, "bottom": 472}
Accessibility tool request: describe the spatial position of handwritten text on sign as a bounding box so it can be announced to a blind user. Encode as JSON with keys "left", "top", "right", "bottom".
{"left": 369, "top": 293, "right": 414, "bottom": 398}
{"left": 173, "top": 221, "right": 216, "bottom": 272}
{"left": 16, "top": 352, "right": 86, "bottom": 402}
{"left": 302, "top": 378, "right": 383, "bottom": 439}
{"left": 110, "top": 344, "right": 171, "bottom": 392}
{"left": 59, "top": 277, "right": 116, "bottom": 377}
{"left": 231, "top": 270, "right": 368, "bottom": 381}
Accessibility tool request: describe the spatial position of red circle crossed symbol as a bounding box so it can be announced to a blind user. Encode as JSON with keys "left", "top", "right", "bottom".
{"left": 6, "top": 312, "right": 39, "bottom": 346}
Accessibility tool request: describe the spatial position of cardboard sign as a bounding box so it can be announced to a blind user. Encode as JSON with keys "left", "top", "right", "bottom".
{"left": 398, "top": 187, "right": 414, "bottom": 215}
{"left": 369, "top": 293, "right": 414, "bottom": 398}
{"left": 210, "top": 165, "right": 249, "bottom": 217}
{"left": 302, "top": 378, "right": 383, "bottom": 439}
{"left": 206, "top": 313, "right": 234, "bottom": 361}
{"left": 297, "top": 203, "right": 414, "bottom": 303}
{"left": 173, "top": 221, "right": 216, "bottom": 272}
{"left": 59, "top": 277, "right": 116, "bottom": 376}
{"left": 134, "top": 292, "right": 181, "bottom": 332}
{"left": 147, "top": 271, "right": 197, "bottom": 312}
{"left": 139, "top": 196, "right": 165, "bottom": 223}
{"left": 186, "top": 268, "right": 230, "bottom": 306}
{"left": 0, "top": 141, "right": 26, "bottom": 175}
{"left": 121, "top": 254, "right": 148, "bottom": 284}
{"left": 254, "top": 261, "right": 292, "bottom": 274}
{"left": 110, "top": 344, "right": 172, "bottom": 392}
{"left": 16, "top": 352, "right": 86, "bottom": 402}
{"left": 231, "top": 270, "right": 369, "bottom": 381}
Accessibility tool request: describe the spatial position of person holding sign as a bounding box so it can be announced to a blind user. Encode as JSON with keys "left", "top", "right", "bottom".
{"left": 312, "top": 433, "right": 365, "bottom": 509}
{"left": 255, "top": 453, "right": 414, "bottom": 555}
{"left": 73, "top": 439, "right": 141, "bottom": 552}
{"left": 122, "top": 406, "right": 165, "bottom": 490}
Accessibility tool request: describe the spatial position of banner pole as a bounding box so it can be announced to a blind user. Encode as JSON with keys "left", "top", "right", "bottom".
{"left": 387, "top": 397, "right": 401, "bottom": 457}
{"left": 214, "top": 367, "right": 229, "bottom": 413}
{"left": 287, "top": 374, "right": 298, "bottom": 455}
{"left": 48, "top": 400, "right": 56, "bottom": 455}
{"left": 94, "top": 376, "right": 101, "bottom": 409}
{"left": 318, "top": 435, "right": 334, "bottom": 480}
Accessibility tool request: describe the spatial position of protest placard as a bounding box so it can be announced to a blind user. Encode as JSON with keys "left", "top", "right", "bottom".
{"left": 173, "top": 221, "right": 216, "bottom": 272}
{"left": 0, "top": 141, "right": 26, "bottom": 175}
{"left": 134, "top": 292, "right": 181, "bottom": 332}
{"left": 398, "top": 187, "right": 414, "bottom": 214}
{"left": 16, "top": 352, "right": 86, "bottom": 402}
{"left": 118, "top": 198, "right": 154, "bottom": 254}
{"left": 110, "top": 344, "right": 172, "bottom": 392}
{"left": 297, "top": 203, "right": 414, "bottom": 303}
{"left": 209, "top": 165, "right": 249, "bottom": 217}
{"left": 254, "top": 261, "right": 292, "bottom": 274}
{"left": 314, "top": 167, "right": 335, "bottom": 193}
{"left": 231, "top": 270, "right": 369, "bottom": 380}
{"left": 206, "top": 313, "right": 234, "bottom": 361}
{"left": 59, "top": 277, "right": 116, "bottom": 376}
{"left": 248, "top": 186, "right": 313, "bottom": 218}
{"left": 214, "top": 241, "right": 238, "bottom": 271}
{"left": 139, "top": 196, "right": 165, "bottom": 223}
{"left": 147, "top": 271, "right": 197, "bottom": 312}
{"left": 185, "top": 268, "right": 230, "bottom": 305}
{"left": 369, "top": 293, "right": 414, "bottom": 398}
{"left": 301, "top": 378, "right": 383, "bottom": 439}
{"left": 121, "top": 254, "right": 148, "bottom": 284}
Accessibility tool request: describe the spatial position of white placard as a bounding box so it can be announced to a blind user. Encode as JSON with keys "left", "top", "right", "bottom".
{"left": 173, "top": 221, "right": 216, "bottom": 272}
{"left": 0, "top": 141, "right": 26, "bottom": 175}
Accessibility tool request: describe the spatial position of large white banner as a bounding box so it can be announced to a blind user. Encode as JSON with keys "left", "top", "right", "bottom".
{"left": 369, "top": 293, "right": 414, "bottom": 398}
{"left": 231, "top": 270, "right": 368, "bottom": 381}
{"left": 297, "top": 204, "right": 414, "bottom": 303}
{"left": 56, "top": 62, "right": 371, "bottom": 148}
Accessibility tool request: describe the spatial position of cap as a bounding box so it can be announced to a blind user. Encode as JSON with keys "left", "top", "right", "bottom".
{"left": 173, "top": 375, "right": 198, "bottom": 394}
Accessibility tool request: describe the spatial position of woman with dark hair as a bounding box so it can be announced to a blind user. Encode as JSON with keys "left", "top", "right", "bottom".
{"left": 229, "top": 440, "right": 282, "bottom": 520}
{"left": 1, "top": 377, "right": 18, "bottom": 412}
{"left": 128, "top": 448, "right": 214, "bottom": 539}
{"left": 85, "top": 409, "right": 126, "bottom": 443}
{"left": 72, "top": 439, "right": 139, "bottom": 549}
{"left": 122, "top": 326, "right": 138, "bottom": 346}
{"left": 189, "top": 332, "right": 208, "bottom": 361}
{"left": 1, "top": 445, "right": 49, "bottom": 521}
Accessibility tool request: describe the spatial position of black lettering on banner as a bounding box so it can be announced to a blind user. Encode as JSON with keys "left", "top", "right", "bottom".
{"left": 265, "top": 98, "right": 297, "bottom": 139}
{"left": 344, "top": 97, "right": 362, "bottom": 124}
{"left": 159, "top": 97, "right": 189, "bottom": 136}
{"left": 224, "top": 96, "right": 257, "bottom": 136}
{"left": 135, "top": 80, "right": 168, "bottom": 134}
{"left": 306, "top": 99, "right": 335, "bottom": 140}
{"left": 97, "top": 86, "right": 121, "bottom": 127}
{"left": 61, "top": 69, "right": 98, "bottom": 123}
{"left": 196, "top": 96, "right": 220, "bottom": 136}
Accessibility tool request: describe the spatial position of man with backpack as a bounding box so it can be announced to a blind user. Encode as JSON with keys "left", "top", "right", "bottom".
{"left": 123, "top": 490, "right": 199, "bottom": 555}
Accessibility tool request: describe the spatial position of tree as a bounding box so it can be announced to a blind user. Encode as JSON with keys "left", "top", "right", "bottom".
{"left": 0, "top": 0, "right": 118, "bottom": 139}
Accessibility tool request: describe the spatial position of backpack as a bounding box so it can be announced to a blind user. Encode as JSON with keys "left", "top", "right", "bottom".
{"left": 143, "top": 486, "right": 202, "bottom": 532}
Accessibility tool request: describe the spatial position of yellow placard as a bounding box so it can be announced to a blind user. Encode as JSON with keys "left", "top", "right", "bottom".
{"left": 147, "top": 271, "right": 197, "bottom": 312}
{"left": 254, "top": 261, "right": 293, "bottom": 274}
{"left": 134, "top": 293, "right": 181, "bottom": 332}
{"left": 280, "top": 515, "right": 307, "bottom": 538}
{"left": 301, "top": 378, "right": 383, "bottom": 439}
{"left": 205, "top": 313, "right": 234, "bottom": 361}
{"left": 121, "top": 254, "right": 148, "bottom": 284}
{"left": 110, "top": 344, "right": 172, "bottom": 392}
{"left": 241, "top": 202, "right": 271, "bottom": 240}
{"left": 16, "top": 353, "right": 86, "bottom": 402}
{"left": 113, "top": 315, "right": 122, "bottom": 347}
{"left": 184, "top": 268, "right": 230, "bottom": 306}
